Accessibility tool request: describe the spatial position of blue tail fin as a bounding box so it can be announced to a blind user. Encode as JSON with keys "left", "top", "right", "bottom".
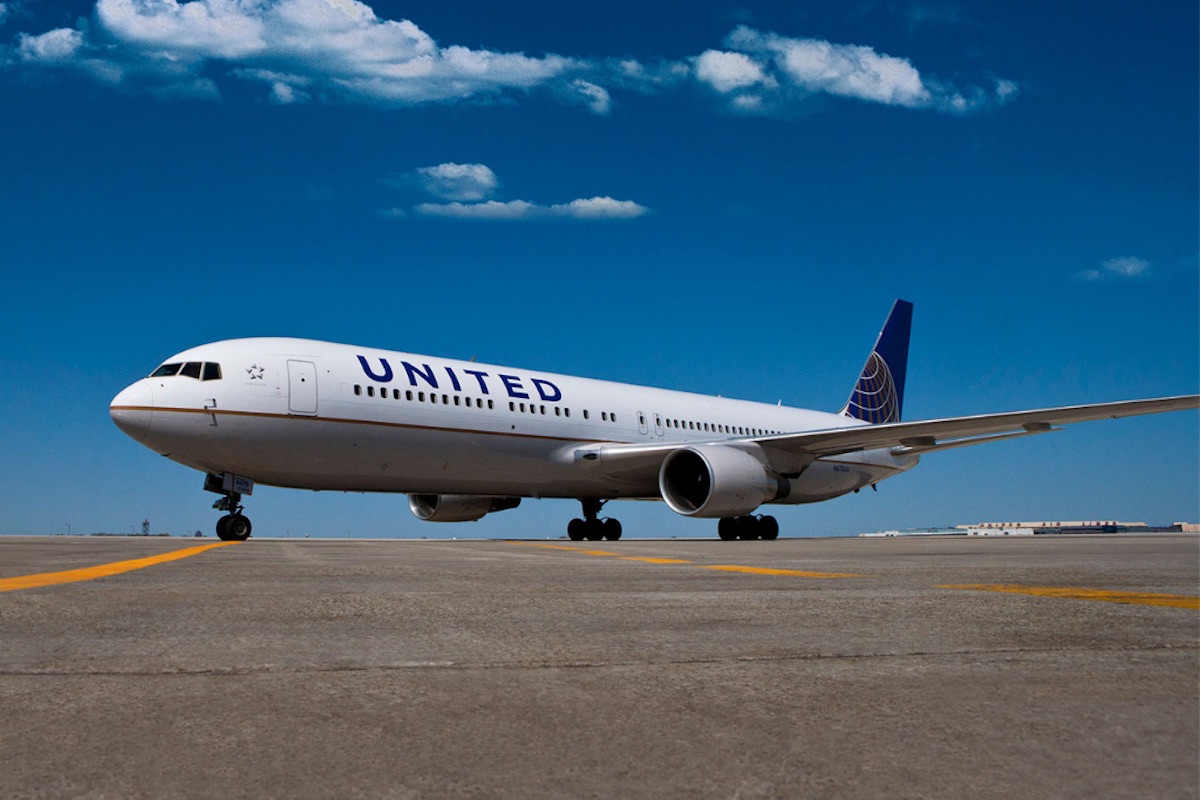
{"left": 841, "top": 299, "right": 913, "bottom": 424}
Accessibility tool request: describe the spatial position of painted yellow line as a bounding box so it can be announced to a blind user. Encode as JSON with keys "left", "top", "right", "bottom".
{"left": 510, "top": 542, "right": 858, "bottom": 578}
{"left": 704, "top": 565, "right": 862, "bottom": 579}
{"left": 939, "top": 584, "right": 1200, "bottom": 609}
{"left": 0, "top": 542, "right": 240, "bottom": 593}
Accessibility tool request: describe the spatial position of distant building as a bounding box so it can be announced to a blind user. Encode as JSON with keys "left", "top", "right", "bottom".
{"left": 957, "top": 521, "right": 1150, "bottom": 535}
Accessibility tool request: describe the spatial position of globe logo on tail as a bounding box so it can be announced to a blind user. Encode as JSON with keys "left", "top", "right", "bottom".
{"left": 844, "top": 351, "right": 900, "bottom": 424}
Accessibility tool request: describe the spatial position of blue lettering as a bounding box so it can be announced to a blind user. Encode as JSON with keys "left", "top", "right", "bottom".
{"left": 532, "top": 378, "right": 562, "bottom": 402}
{"left": 464, "top": 369, "right": 491, "bottom": 394}
{"left": 499, "top": 374, "right": 529, "bottom": 399}
{"left": 403, "top": 361, "right": 439, "bottom": 389}
{"left": 444, "top": 366, "right": 462, "bottom": 392}
{"left": 357, "top": 355, "right": 393, "bottom": 383}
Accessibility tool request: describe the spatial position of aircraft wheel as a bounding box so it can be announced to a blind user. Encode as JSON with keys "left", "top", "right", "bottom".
{"left": 603, "top": 518, "right": 622, "bottom": 541}
{"left": 584, "top": 520, "right": 604, "bottom": 541}
{"left": 567, "top": 519, "right": 585, "bottom": 541}
{"left": 225, "top": 514, "right": 252, "bottom": 541}
{"left": 216, "top": 515, "right": 232, "bottom": 541}
{"left": 717, "top": 518, "right": 737, "bottom": 541}
{"left": 738, "top": 517, "right": 760, "bottom": 540}
{"left": 760, "top": 516, "right": 780, "bottom": 540}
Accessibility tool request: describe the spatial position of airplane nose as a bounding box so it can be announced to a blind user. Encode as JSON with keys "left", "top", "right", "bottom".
{"left": 110, "top": 382, "right": 154, "bottom": 442}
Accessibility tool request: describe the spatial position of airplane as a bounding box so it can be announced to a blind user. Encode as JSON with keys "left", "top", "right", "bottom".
{"left": 109, "top": 300, "right": 1198, "bottom": 542}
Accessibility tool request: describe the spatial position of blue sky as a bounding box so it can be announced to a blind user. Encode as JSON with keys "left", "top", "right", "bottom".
{"left": 1, "top": 0, "right": 1196, "bottom": 538}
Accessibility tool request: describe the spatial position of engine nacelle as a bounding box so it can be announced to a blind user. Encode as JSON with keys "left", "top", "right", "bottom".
{"left": 659, "top": 445, "right": 787, "bottom": 518}
{"left": 408, "top": 494, "right": 521, "bottom": 522}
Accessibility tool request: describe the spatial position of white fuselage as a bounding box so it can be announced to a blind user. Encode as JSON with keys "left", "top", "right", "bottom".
{"left": 110, "top": 338, "right": 917, "bottom": 505}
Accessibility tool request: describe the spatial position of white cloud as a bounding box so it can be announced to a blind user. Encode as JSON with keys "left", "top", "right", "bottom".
{"left": 554, "top": 196, "right": 647, "bottom": 219}
{"left": 570, "top": 79, "right": 611, "bottom": 115}
{"left": 1102, "top": 256, "right": 1150, "bottom": 278}
{"left": 400, "top": 163, "right": 646, "bottom": 221}
{"left": 416, "top": 163, "right": 498, "bottom": 202}
{"left": 416, "top": 200, "right": 536, "bottom": 220}
{"left": 0, "top": 4, "right": 9, "bottom": 26}
{"left": 693, "top": 49, "right": 769, "bottom": 93}
{"left": 724, "top": 26, "right": 931, "bottom": 108}
{"left": 17, "top": 0, "right": 583, "bottom": 108}
{"left": 691, "top": 26, "right": 1016, "bottom": 114}
{"left": 7, "top": 6, "right": 1016, "bottom": 117}
{"left": 1076, "top": 256, "right": 1151, "bottom": 282}
{"left": 17, "top": 28, "right": 84, "bottom": 63}
{"left": 412, "top": 196, "right": 648, "bottom": 221}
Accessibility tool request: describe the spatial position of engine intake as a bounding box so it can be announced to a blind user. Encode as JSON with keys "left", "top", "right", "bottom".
{"left": 409, "top": 494, "right": 521, "bottom": 522}
{"left": 659, "top": 446, "right": 786, "bottom": 518}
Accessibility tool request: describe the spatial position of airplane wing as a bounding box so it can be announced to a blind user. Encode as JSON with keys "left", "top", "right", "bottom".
{"left": 575, "top": 395, "right": 1200, "bottom": 480}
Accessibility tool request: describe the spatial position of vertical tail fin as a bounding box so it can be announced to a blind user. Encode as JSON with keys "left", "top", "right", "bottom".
{"left": 841, "top": 299, "right": 913, "bottom": 424}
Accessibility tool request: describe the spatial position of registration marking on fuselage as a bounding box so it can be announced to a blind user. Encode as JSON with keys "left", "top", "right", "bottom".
{"left": 939, "top": 583, "right": 1200, "bottom": 609}
{"left": 0, "top": 542, "right": 240, "bottom": 593}
{"left": 510, "top": 542, "right": 861, "bottom": 578}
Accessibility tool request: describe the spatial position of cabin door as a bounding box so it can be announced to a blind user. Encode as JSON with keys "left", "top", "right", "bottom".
{"left": 287, "top": 360, "right": 318, "bottom": 415}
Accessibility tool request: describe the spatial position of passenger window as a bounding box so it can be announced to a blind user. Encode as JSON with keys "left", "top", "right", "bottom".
{"left": 601, "top": 412, "right": 608, "bottom": 421}
{"left": 180, "top": 362, "right": 202, "bottom": 379}
{"left": 354, "top": 385, "right": 362, "bottom": 396}
{"left": 583, "top": 410, "right": 590, "bottom": 420}
{"left": 564, "top": 408, "right": 570, "bottom": 418}
{"left": 202, "top": 363, "right": 222, "bottom": 381}
{"left": 431, "top": 394, "right": 438, "bottom": 404}
{"left": 406, "top": 391, "right": 413, "bottom": 401}
{"left": 488, "top": 400, "right": 495, "bottom": 410}
{"left": 367, "top": 386, "right": 375, "bottom": 397}
{"left": 418, "top": 392, "right": 426, "bottom": 402}
{"left": 150, "top": 363, "right": 182, "bottom": 378}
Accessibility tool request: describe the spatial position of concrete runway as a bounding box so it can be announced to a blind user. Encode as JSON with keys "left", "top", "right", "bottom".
{"left": 1, "top": 534, "right": 1197, "bottom": 799}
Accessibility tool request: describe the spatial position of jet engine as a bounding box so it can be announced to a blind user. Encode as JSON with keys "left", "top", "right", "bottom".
{"left": 408, "top": 494, "right": 521, "bottom": 522}
{"left": 659, "top": 445, "right": 788, "bottom": 518}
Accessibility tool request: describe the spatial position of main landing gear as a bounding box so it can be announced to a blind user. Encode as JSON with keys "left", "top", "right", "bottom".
{"left": 567, "top": 498, "right": 622, "bottom": 541}
{"left": 717, "top": 515, "right": 779, "bottom": 541}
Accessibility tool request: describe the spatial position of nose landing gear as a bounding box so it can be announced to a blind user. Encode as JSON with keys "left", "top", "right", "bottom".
{"left": 205, "top": 473, "right": 253, "bottom": 541}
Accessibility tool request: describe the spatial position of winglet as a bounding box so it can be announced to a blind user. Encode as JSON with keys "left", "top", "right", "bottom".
{"left": 841, "top": 299, "right": 913, "bottom": 424}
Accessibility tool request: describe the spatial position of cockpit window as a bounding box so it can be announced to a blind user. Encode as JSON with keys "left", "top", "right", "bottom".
{"left": 149, "top": 361, "right": 223, "bottom": 380}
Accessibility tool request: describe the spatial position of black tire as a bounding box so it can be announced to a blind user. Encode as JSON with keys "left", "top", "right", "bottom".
{"left": 216, "top": 515, "right": 232, "bottom": 541}
{"left": 567, "top": 519, "right": 585, "bottom": 541}
{"left": 738, "top": 517, "right": 760, "bottom": 540}
{"left": 584, "top": 520, "right": 604, "bottom": 541}
{"left": 603, "top": 518, "right": 622, "bottom": 541}
{"left": 717, "top": 518, "right": 737, "bottom": 541}
{"left": 225, "top": 514, "right": 252, "bottom": 541}
{"left": 760, "top": 516, "right": 780, "bottom": 540}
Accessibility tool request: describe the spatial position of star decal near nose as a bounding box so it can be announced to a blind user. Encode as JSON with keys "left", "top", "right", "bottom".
{"left": 247, "top": 364, "right": 265, "bottom": 380}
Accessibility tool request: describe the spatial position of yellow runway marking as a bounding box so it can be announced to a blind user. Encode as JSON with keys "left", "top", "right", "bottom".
{"left": 703, "top": 564, "right": 863, "bottom": 579}
{"left": 510, "top": 542, "right": 859, "bottom": 578}
{"left": 940, "top": 584, "right": 1200, "bottom": 609}
{"left": 0, "top": 542, "right": 240, "bottom": 593}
